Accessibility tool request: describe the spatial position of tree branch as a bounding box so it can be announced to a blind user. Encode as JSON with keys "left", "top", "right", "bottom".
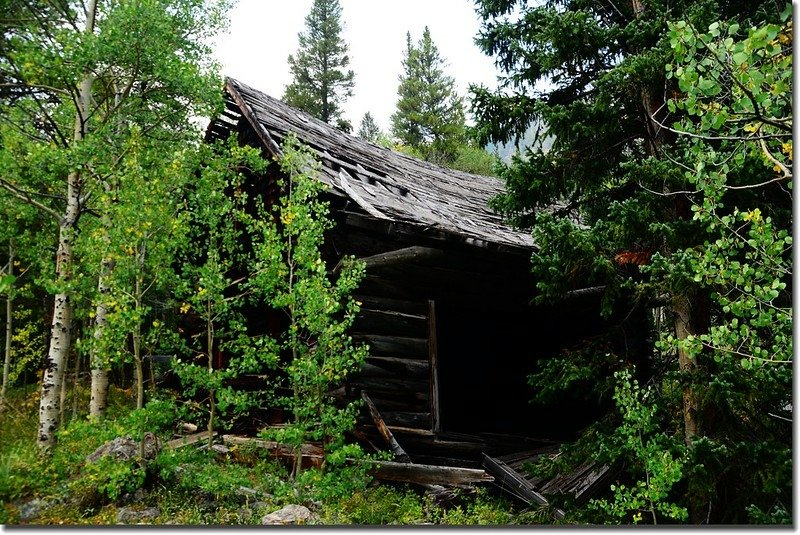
{"left": 0, "top": 177, "right": 62, "bottom": 221}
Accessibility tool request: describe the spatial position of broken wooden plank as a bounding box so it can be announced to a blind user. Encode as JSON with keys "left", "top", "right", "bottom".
{"left": 482, "top": 453, "right": 565, "bottom": 520}
{"left": 361, "top": 391, "right": 411, "bottom": 462}
{"left": 369, "top": 460, "right": 494, "bottom": 486}
{"left": 167, "top": 431, "right": 217, "bottom": 450}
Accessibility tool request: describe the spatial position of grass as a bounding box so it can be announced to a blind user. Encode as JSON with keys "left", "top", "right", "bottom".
{"left": 0, "top": 384, "right": 550, "bottom": 525}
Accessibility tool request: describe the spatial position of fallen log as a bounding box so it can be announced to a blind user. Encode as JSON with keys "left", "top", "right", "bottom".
{"left": 369, "top": 460, "right": 494, "bottom": 486}
{"left": 188, "top": 433, "right": 495, "bottom": 488}
{"left": 166, "top": 431, "right": 216, "bottom": 450}
{"left": 222, "top": 435, "right": 324, "bottom": 469}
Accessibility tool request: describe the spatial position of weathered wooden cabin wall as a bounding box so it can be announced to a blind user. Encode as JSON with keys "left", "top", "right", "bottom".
{"left": 205, "top": 78, "right": 632, "bottom": 465}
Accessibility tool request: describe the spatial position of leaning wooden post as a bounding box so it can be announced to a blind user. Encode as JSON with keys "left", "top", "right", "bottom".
{"left": 361, "top": 391, "right": 411, "bottom": 463}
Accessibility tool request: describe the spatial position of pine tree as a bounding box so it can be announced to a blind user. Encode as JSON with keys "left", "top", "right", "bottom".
{"left": 391, "top": 27, "right": 465, "bottom": 165}
{"left": 283, "top": 0, "right": 355, "bottom": 129}
{"left": 357, "top": 112, "right": 381, "bottom": 143}
{"left": 471, "top": 0, "right": 783, "bottom": 523}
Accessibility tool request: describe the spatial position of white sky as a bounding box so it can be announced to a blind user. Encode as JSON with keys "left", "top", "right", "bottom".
{"left": 214, "top": 0, "right": 501, "bottom": 132}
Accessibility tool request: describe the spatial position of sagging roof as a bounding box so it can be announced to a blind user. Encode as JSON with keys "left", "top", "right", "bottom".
{"left": 206, "top": 77, "right": 535, "bottom": 252}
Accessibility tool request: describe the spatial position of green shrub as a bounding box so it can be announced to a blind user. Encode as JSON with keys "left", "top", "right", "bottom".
{"left": 321, "top": 485, "right": 425, "bottom": 525}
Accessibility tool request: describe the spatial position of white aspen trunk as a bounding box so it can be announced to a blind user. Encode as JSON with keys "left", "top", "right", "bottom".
{"left": 1, "top": 243, "right": 14, "bottom": 409}
{"left": 37, "top": 198, "right": 79, "bottom": 450}
{"left": 89, "top": 255, "right": 113, "bottom": 418}
{"left": 88, "top": 86, "right": 119, "bottom": 418}
{"left": 37, "top": 0, "right": 97, "bottom": 452}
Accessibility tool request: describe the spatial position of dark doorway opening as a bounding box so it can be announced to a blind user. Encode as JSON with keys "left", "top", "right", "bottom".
{"left": 436, "top": 298, "right": 606, "bottom": 440}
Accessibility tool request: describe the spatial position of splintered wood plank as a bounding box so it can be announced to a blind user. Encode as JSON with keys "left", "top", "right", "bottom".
{"left": 482, "top": 453, "right": 566, "bottom": 520}
{"left": 369, "top": 460, "right": 494, "bottom": 486}
{"left": 361, "top": 391, "right": 411, "bottom": 463}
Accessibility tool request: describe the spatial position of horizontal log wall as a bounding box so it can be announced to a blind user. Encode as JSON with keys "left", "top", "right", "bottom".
{"left": 350, "top": 292, "right": 432, "bottom": 430}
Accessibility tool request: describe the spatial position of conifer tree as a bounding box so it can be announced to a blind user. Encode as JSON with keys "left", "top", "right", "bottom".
{"left": 283, "top": 0, "right": 355, "bottom": 130}
{"left": 471, "top": 0, "right": 784, "bottom": 523}
{"left": 391, "top": 27, "right": 465, "bottom": 165}
{"left": 356, "top": 112, "right": 381, "bottom": 143}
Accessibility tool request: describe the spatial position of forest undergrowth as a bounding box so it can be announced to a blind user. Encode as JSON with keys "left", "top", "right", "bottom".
{"left": 0, "top": 386, "right": 548, "bottom": 526}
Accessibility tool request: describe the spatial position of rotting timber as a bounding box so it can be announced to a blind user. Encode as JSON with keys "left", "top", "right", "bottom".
{"left": 204, "top": 78, "right": 635, "bottom": 509}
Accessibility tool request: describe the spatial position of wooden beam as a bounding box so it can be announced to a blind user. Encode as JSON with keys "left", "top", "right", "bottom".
{"left": 352, "top": 334, "right": 428, "bottom": 359}
{"left": 167, "top": 431, "right": 217, "bottom": 450}
{"left": 482, "top": 453, "right": 565, "bottom": 520}
{"left": 333, "top": 246, "right": 445, "bottom": 275}
{"left": 368, "top": 460, "right": 494, "bottom": 486}
{"left": 222, "top": 435, "right": 324, "bottom": 458}
{"left": 361, "top": 356, "right": 429, "bottom": 378}
{"left": 362, "top": 246, "right": 445, "bottom": 270}
{"left": 428, "top": 300, "right": 441, "bottom": 434}
{"left": 361, "top": 391, "right": 411, "bottom": 463}
{"left": 225, "top": 79, "right": 282, "bottom": 157}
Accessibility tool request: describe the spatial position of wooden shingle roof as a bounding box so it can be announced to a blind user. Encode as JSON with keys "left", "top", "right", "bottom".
{"left": 207, "top": 78, "right": 535, "bottom": 251}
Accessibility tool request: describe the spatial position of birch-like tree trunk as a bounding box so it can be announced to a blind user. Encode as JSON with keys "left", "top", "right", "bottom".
{"left": 37, "top": 176, "right": 81, "bottom": 450}
{"left": 37, "top": 0, "right": 97, "bottom": 452}
{"left": 1, "top": 242, "right": 14, "bottom": 409}
{"left": 89, "top": 252, "right": 112, "bottom": 418}
{"left": 89, "top": 83, "right": 122, "bottom": 420}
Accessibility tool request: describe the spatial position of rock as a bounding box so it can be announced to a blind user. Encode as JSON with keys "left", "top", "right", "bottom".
{"left": 119, "top": 488, "right": 146, "bottom": 506}
{"left": 16, "top": 498, "right": 58, "bottom": 521}
{"left": 261, "top": 504, "right": 316, "bottom": 525}
{"left": 211, "top": 444, "right": 230, "bottom": 455}
{"left": 86, "top": 433, "right": 161, "bottom": 463}
{"left": 116, "top": 506, "right": 161, "bottom": 524}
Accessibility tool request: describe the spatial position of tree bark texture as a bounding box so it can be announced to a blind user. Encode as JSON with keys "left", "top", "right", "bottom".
{"left": 89, "top": 255, "right": 113, "bottom": 418}
{"left": 1, "top": 243, "right": 14, "bottom": 408}
{"left": 37, "top": 0, "right": 97, "bottom": 452}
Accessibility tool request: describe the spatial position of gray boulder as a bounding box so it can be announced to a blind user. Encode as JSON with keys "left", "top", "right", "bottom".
{"left": 86, "top": 433, "right": 161, "bottom": 463}
{"left": 261, "top": 504, "right": 316, "bottom": 525}
{"left": 116, "top": 506, "right": 161, "bottom": 524}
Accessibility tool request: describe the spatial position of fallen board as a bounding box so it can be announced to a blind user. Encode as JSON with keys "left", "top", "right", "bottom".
{"left": 369, "top": 460, "right": 494, "bottom": 486}
{"left": 482, "top": 453, "right": 566, "bottom": 520}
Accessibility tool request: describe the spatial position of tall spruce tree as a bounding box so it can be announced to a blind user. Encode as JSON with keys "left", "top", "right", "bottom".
{"left": 356, "top": 111, "right": 381, "bottom": 142}
{"left": 283, "top": 0, "right": 355, "bottom": 130}
{"left": 471, "top": 0, "right": 783, "bottom": 523}
{"left": 391, "top": 27, "right": 466, "bottom": 165}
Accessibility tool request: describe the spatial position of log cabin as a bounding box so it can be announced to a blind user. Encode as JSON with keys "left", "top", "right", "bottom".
{"left": 204, "top": 78, "right": 634, "bottom": 470}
